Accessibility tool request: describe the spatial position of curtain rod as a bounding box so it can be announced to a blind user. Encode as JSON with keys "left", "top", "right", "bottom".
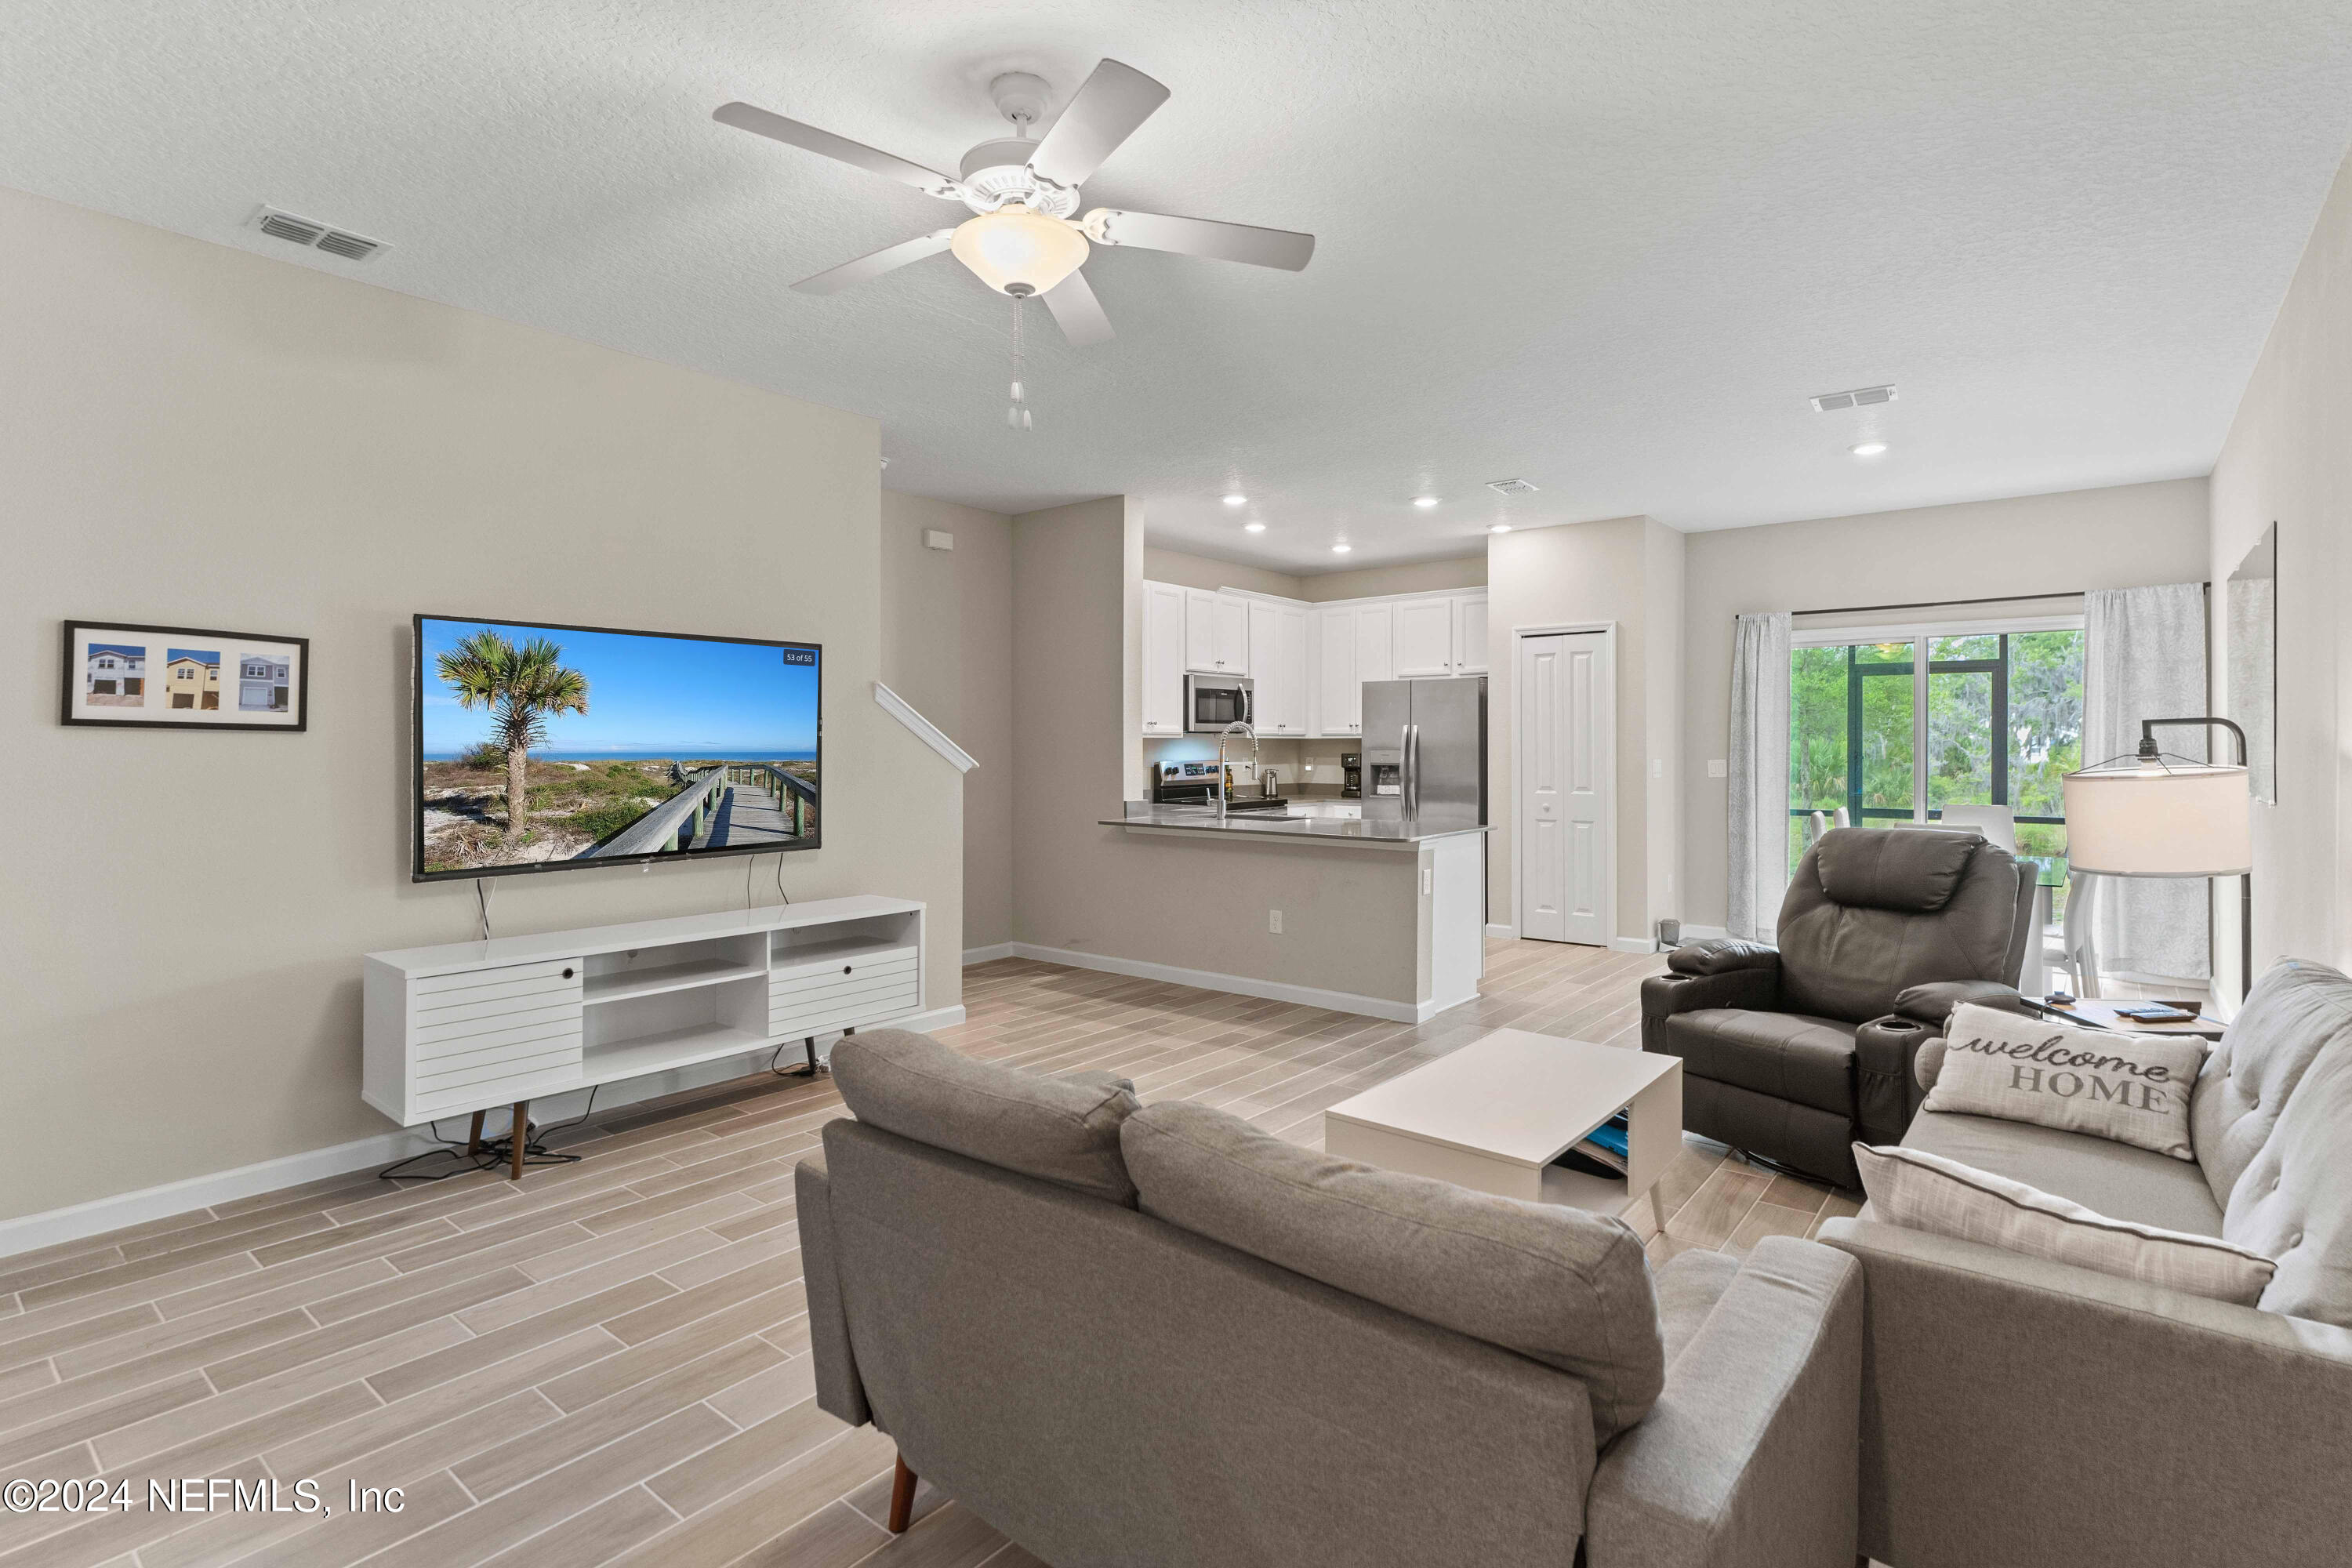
{"left": 1787, "top": 589, "right": 2086, "bottom": 619}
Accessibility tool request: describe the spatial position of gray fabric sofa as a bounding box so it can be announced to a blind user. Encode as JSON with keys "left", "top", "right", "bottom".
{"left": 1819, "top": 958, "right": 2352, "bottom": 1568}
{"left": 798, "top": 1028, "right": 1867, "bottom": 1568}
{"left": 1642, "top": 828, "right": 2036, "bottom": 1188}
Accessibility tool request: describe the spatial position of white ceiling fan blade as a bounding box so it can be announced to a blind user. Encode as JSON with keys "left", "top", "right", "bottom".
{"left": 715, "top": 102, "right": 959, "bottom": 198}
{"left": 1082, "top": 209, "right": 1314, "bottom": 270}
{"left": 1026, "top": 60, "right": 1170, "bottom": 187}
{"left": 792, "top": 230, "right": 956, "bottom": 294}
{"left": 1041, "top": 269, "right": 1114, "bottom": 347}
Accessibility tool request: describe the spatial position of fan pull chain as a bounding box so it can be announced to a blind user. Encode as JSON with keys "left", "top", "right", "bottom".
{"left": 1007, "top": 296, "right": 1033, "bottom": 430}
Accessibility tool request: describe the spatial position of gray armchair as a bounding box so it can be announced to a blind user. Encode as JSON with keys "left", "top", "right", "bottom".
{"left": 1641, "top": 828, "right": 2035, "bottom": 1187}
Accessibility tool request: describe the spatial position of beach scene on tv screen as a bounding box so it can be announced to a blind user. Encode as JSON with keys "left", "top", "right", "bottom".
{"left": 418, "top": 618, "right": 818, "bottom": 874}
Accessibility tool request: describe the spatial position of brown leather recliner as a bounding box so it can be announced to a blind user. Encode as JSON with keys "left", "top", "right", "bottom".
{"left": 1641, "top": 828, "right": 2037, "bottom": 1188}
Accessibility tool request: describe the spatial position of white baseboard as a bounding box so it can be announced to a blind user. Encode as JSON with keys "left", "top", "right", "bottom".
{"left": 1678, "top": 924, "right": 1731, "bottom": 942}
{"left": 1610, "top": 937, "right": 1663, "bottom": 954}
{"left": 1484, "top": 923, "right": 1518, "bottom": 939}
{"left": 962, "top": 942, "right": 1017, "bottom": 965}
{"left": 1004, "top": 942, "right": 1454, "bottom": 1024}
{"left": 0, "top": 1003, "right": 966, "bottom": 1263}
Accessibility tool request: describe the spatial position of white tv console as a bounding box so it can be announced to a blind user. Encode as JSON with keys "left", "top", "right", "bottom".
{"left": 363, "top": 895, "right": 925, "bottom": 1177}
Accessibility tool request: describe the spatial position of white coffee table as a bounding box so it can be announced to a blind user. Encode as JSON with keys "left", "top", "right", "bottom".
{"left": 1323, "top": 1028, "right": 1682, "bottom": 1216}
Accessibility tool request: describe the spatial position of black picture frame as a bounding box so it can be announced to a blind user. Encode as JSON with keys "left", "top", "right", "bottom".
{"left": 60, "top": 620, "right": 310, "bottom": 732}
{"left": 410, "top": 613, "right": 823, "bottom": 884}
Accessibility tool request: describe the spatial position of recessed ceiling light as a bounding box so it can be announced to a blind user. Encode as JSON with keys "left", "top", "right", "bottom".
{"left": 1489, "top": 524, "right": 1512, "bottom": 534}
{"left": 1222, "top": 493, "right": 1247, "bottom": 506}
{"left": 1243, "top": 521, "right": 1267, "bottom": 533}
{"left": 1850, "top": 441, "right": 1889, "bottom": 458}
{"left": 1332, "top": 543, "right": 1353, "bottom": 554}
{"left": 1412, "top": 495, "right": 1439, "bottom": 508}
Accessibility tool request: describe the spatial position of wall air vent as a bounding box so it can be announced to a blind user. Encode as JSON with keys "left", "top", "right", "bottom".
{"left": 1811, "top": 384, "right": 1895, "bottom": 412}
{"left": 1486, "top": 477, "right": 1538, "bottom": 496}
{"left": 249, "top": 206, "right": 387, "bottom": 263}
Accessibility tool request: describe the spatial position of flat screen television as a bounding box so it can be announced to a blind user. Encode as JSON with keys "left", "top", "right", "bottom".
{"left": 412, "top": 615, "right": 820, "bottom": 881}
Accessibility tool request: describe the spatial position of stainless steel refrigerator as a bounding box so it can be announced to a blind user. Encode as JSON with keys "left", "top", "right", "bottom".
{"left": 1362, "top": 677, "right": 1488, "bottom": 824}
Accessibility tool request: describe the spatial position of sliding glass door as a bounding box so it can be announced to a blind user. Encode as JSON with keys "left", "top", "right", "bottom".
{"left": 1789, "top": 626, "right": 2084, "bottom": 907}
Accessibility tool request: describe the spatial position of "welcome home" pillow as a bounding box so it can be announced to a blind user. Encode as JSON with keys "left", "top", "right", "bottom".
{"left": 1922, "top": 1002, "right": 2206, "bottom": 1160}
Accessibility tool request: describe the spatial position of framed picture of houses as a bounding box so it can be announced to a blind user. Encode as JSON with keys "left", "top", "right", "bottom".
{"left": 60, "top": 621, "right": 308, "bottom": 731}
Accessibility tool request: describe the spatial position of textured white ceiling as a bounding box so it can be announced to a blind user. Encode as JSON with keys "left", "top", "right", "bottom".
{"left": 4, "top": 2, "right": 2349, "bottom": 570}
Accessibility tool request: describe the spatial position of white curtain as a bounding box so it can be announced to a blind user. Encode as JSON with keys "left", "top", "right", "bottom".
{"left": 2084, "top": 583, "right": 2210, "bottom": 980}
{"left": 1728, "top": 612, "right": 1792, "bottom": 941}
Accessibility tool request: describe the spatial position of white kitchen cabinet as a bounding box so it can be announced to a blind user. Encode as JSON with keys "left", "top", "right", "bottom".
{"left": 1454, "top": 593, "right": 1490, "bottom": 675}
{"left": 1247, "top": 601, "right": 1308, "bottom": 734}
{"left": 1392, "top": 597, "right": 1457, "bottom": 677}
{"left": 1312, "top": 607, "right": 1358, "bottom": 736}
{"left": 1213, "top": 595, "right": 1251, "bottom": 673}
{"left": 1142, "top": 580, "right": 1187, "bottom": 735}
{"left": 1183, "top": 588, "right": 1218, "bottom": 672}
{"left": 1272, "top": 605, "right": 1308, "bottom": 734}
{"left": 1357, "top": 602, "right": 1394, "bottom": 686}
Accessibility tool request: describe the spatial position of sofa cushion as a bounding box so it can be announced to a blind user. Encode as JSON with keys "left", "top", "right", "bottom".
{"left": 1854, "top": 1144, "right": 2274, "bottom": 1306}
{"left": 1652, "top": 1247, "right": 1742, "bottom": 1364}
{"left": 1922, "top": 1004, "right": 2204, "bottom": 1161}
{"left": 1814, "top": 828, "right": 1978, "bottom": 913}
{"left": 1659, "top": 1009, "right": 1857, "bottom": 1115}
{"left": 2193, "top": 959, "right": 2352, "bottom": 1210}
{"left": 1902, "top": 1109, "right": 2223, "bottom": 1236}
{"left": 2220, "top": 1032, "right": 2352, "bottom": 1327}
{"left": 1120, "top": 1100, "right": 1662, "bottom": 1440}
{"left": 830, "top": 1029, "right": 1142, "bottom": 1207}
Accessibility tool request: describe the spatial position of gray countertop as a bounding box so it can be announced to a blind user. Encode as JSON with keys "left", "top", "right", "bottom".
{"left": 1102, "top": 803, "right": 1493, "bottom": 845}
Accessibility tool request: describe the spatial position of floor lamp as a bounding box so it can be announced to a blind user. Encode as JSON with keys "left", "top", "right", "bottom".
{"left": 2061, "top": 717, "right": 2254, "bottom": 1009}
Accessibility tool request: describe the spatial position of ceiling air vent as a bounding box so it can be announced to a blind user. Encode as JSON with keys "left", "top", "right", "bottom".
{"left": 249, "top": 206, "right": 387, "bottom": 263}
{"left": 1486, "top": 477, "right": 1538, "bottom": 496}
{"left": 1811, "top": 384, "right": 1895, "bottom": 412}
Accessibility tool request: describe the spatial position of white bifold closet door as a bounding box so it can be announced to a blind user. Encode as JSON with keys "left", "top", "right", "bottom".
{"left": 1518, "top": 631, "right": 1612, "bottom": 945}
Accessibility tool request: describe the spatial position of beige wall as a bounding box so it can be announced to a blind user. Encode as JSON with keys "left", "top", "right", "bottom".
{"left": 880, "top": 492, "right": 1014, "bottom": 953}
{"left": 1679, "top": 477, "right": 2212, "bottom": 931}
{"left": 1485, "top": 517, "right": 1678, "bottom": 938}
{"left": 1142, "top": 547, "right": 1303, "bottom": 597}
{"left": 1141, "top": 546, "right": 1486, "bottom": 603}
{"left": 2209, "top": 146, "right": 2352, "bottom": 988}
{"left": 1301, "top": 555, "right": 1486, "bottom": 601}
{"left": 0, "top": 187, "right": 962, "bottom": 1223}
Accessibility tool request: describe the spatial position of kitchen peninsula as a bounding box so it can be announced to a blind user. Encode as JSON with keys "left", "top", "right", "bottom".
{"left": 1097, "top": 803, "right": 1490, "bottom": 1022}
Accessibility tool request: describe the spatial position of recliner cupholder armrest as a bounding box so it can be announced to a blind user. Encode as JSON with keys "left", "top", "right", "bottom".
{"left": 1666, "top": 938, "right": 1780, "bottom": 977}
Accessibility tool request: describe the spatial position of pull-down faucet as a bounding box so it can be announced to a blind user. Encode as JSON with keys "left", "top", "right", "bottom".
{"left": 1217, "top": 720, "right": 1258, "bottom": 825}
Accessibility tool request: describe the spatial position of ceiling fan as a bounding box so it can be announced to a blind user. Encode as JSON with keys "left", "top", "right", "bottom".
{"left": 713, "top": 59, "right": 1315, "bottom": 347}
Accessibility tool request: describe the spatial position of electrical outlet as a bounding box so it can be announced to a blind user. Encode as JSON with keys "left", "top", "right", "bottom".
{"left": 1651, "top": 758, "right": 1663, "bottom": 779}
{"left": 1268, "top": 909, "right": 1283, "bottom": 934}
{"left": 1708, "top": 758, "right": 1728, "bottom": 779}
{"left": 1421, "top": 868, "right": 1433, "bottom": 896}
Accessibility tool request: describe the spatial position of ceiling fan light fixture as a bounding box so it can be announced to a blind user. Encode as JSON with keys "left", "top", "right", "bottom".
{"left": 951, "top": 205, "right": 1089, "bottom": 297}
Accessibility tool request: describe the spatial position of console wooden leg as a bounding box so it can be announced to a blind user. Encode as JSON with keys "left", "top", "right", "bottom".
{"left": 510, "top": 1101, "right": 529, "bottom": 1180}
{"left": 887, "top": 1454, "right": 917, "bottom": 1533}
{"left": 466, "top": 1109, "right": 486, "bottom": 1158}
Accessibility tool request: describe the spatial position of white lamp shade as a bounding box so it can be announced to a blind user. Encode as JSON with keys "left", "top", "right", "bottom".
{"left": 950, "top": 206, "right": 1089, "bottom": 296}
{"left": 2061, "top": 764, "right": 2252, "bottom": 877}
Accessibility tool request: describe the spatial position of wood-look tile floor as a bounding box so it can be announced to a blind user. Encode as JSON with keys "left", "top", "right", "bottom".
{"left": 0, "top": 940, "right": 1856, "bottom": 1567}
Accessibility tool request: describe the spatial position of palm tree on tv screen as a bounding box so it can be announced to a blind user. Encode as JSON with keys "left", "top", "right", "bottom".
{"left": 437, "top": 631, "right": 590, "bottom": 837}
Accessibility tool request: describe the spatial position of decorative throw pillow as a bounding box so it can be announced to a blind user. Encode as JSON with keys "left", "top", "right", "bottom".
{"left": 1922, "top": 1002, "right": 2205, "bottom": 1160}
{"left": 1854, "top": 1143, "right": 2275, "bottom": 1305}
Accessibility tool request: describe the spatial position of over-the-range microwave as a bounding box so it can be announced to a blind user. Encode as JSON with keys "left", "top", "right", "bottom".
{"left": 1184, "top": 673, "right": 1253, "bottom": 734}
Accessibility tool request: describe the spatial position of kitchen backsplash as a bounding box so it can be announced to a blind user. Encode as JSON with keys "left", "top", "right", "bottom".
{"left": 1141, "top": 735, "right": 1356, "bottom": 795}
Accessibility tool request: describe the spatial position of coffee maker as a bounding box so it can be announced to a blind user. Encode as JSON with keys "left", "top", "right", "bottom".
{"left": 1340, "top": 752, "right": 1362, "bottom": 799}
